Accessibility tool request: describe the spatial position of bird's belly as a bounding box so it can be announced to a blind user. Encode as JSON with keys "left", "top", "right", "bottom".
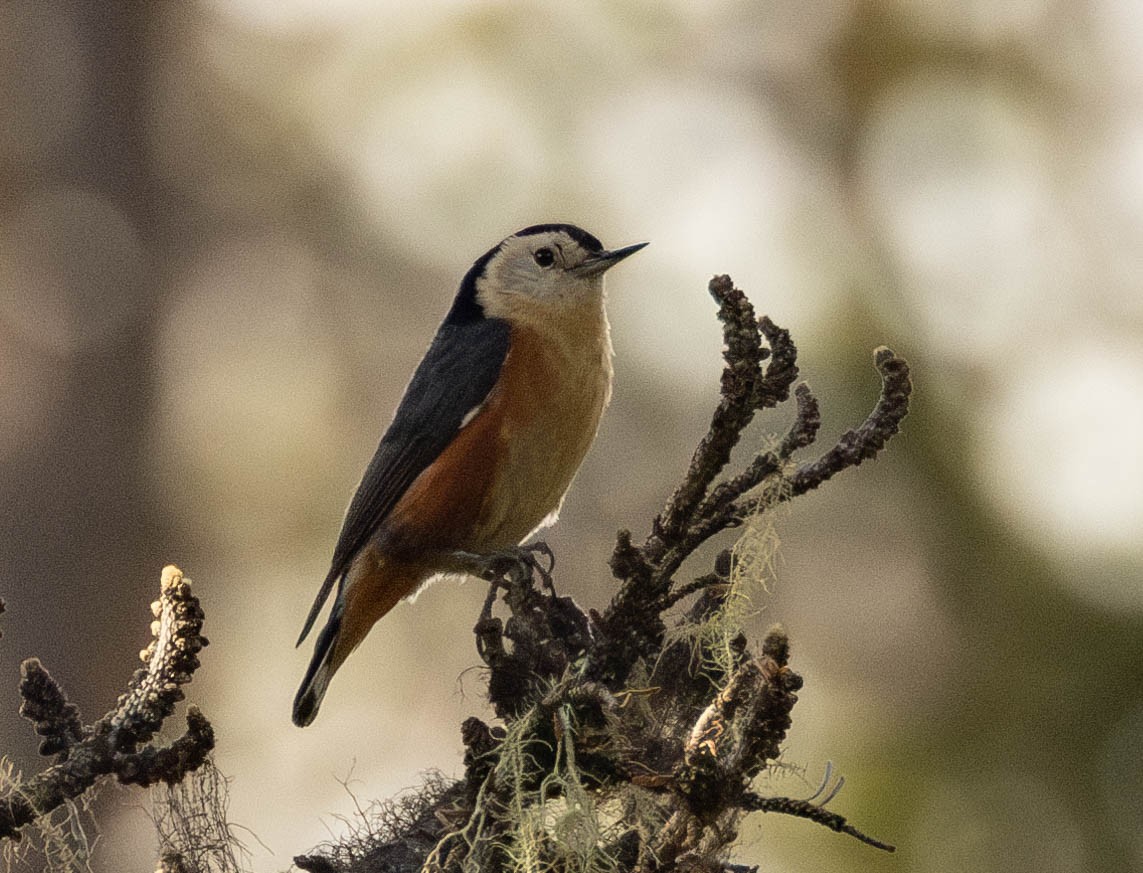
{"left": 469, "top": 328, "right": 612, "bottom": 548}
{"left": 474, "top": 409, "right": 596, "bottom": 547}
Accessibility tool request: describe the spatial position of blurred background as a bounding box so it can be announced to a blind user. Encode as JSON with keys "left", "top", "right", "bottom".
{"left": 1, "top": 1, "right": 1141, "bottom": 870}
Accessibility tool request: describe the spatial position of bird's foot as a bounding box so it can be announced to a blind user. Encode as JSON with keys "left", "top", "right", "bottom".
{"left": 451, "top": 542, "right": 555, "bottom": 590}
{"left": 512, "top": 542, "right": 556, "bottom": 591}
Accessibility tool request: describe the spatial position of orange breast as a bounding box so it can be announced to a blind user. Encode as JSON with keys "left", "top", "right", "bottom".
{"left": 381, "top": 318, "right": 611, "bottom": 557}
{"left": 379, "top": 388, "right": 509, "bottom": 555}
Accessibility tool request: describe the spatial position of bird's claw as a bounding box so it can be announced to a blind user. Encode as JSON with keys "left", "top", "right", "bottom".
{"left": 454, "top": 542, "right": 556, "bottom": 590}
{"left": 516, "top": 542, "right": 556, "bottom": 589}
{"left": 494, "top": 542, "right": 556, "bottom": 591}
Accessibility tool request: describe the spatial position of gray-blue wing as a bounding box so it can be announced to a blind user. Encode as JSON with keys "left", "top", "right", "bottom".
{"left": 296, "top": 317, "right": 511, "bottom": 645}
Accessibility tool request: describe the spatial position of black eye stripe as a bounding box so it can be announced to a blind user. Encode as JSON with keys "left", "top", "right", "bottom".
{"left": 533, "top": 247, "right": 555, "bottom": 267}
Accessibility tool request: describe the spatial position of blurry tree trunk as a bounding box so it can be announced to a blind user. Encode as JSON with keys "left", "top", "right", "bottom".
{"left": 1, "top": 1, "right": 185, "bottom": 731}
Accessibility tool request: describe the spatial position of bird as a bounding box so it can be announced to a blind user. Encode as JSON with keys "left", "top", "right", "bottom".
{"left": 292, "top": 224, "right": 647, "bottom": 726}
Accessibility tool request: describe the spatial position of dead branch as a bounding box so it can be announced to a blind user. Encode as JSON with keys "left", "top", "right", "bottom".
{"left": 589, "top": 276, "right": 910, "bottom": 688}
{"left": 0, "top": 565, "right": 214, "bottom": 841}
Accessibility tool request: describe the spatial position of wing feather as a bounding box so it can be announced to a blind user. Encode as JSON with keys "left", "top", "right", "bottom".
{"left": 296, "top": 317, "right": 511, "bottom": 645}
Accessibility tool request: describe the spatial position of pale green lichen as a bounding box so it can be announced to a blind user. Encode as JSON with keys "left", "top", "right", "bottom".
{"left": 660, "top": 472, "right": 789, "bottom": 682}
{"left": 0, "top": 757, "right": 99, "bottom": 873}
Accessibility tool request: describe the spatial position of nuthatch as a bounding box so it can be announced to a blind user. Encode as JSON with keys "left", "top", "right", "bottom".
{"left": 293, "top": 224, "right": 647, "bottom": 726}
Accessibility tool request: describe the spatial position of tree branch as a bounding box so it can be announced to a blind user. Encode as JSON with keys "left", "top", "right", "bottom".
{"left": 0, "top": 565, "right": 214, "bottom": 841}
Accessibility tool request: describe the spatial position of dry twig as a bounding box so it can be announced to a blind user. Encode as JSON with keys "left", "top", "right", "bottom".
{"left": 0, "top": 565, "right": 214, "bottom": 842}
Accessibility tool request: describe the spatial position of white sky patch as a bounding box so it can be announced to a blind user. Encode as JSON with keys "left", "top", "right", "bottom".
{"left": 893, "top": 0, "right": 1055, "bottom": 45}
{"left": 1083, "top": 118, "right": 1143, "bottom": 318}
{"left": 351, "top": 70, "right": 546, "bottom": 262}
{"left": 976, "top": 338, "right": 1143, "bottom": 610}
{"left": 1093, "top": 0, "right": 1143, "bottom": 95}
{"left": 580, "top": 78, "right": 857, "bottom": 392}
{"left": 203, "top": 0, "right": 419, "bottom": 33}
{"left": 859, "top": 73, "right": 1079, "bottom": 367}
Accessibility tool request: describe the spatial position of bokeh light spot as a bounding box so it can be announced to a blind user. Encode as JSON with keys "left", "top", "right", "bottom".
{"left": 860, "top": 74, "right": 1076, "bottom": 364}
{"left": 0, "top": 187, "right": 146, "bottom": 357}
{"left": 977, "top": 339, "right": 1143, "bottom": 610}
{"left": 582, "top": 79, "right": 854, "bottom": 390}
{"left": 352, "top": 70, "right": 546, "bottom": 261}
{"left": 150, "top": 234, "right": 347, "bottom": 553}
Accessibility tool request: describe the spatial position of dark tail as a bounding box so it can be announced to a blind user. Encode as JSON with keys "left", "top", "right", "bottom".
{"left": 292, "top": 601, "right": 343, "bottom": 727}
{"left": 297, "top": 567, "right": 340, "bottom": 647}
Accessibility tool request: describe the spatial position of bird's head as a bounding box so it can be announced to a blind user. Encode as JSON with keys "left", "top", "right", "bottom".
{"left": 465, "top": 224, "right": 647, "bottom": 326}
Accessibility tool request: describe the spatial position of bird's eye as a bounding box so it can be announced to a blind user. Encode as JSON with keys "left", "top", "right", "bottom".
{"left": 533, "top": 248, "right": 555, "bottom": 267}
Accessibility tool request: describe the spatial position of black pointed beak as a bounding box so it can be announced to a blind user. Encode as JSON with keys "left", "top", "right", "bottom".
{"left": 572, "top": 241, "right": 649, "bottom": 277}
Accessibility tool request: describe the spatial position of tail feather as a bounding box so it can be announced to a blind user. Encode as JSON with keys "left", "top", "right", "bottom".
{"left": 293, "top": 550, "right": 424, "bottom": 726}
{"left": 292, "top": 603, "right": 342, "bottom": 727}
{"left": 296, "top": 567, "right": 340, "bottom": 647}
